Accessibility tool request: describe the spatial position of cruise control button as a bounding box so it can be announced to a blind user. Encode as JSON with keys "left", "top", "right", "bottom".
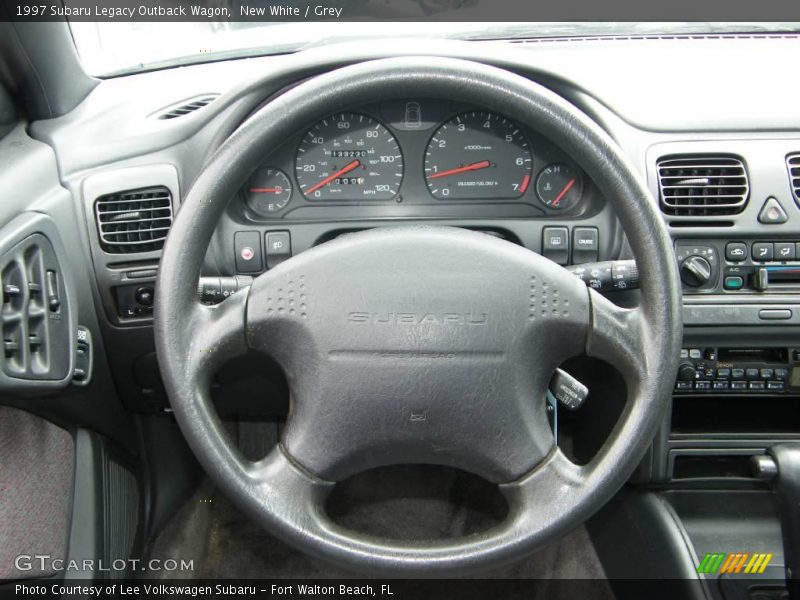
{"left": 752, "top": 242, "right": 774, "bottom": 261}
{"left": 571, "top": 227, "right": 598, "bottom": 264}
{"left": 725, "top": 242, "right": 747, "bottom": 262}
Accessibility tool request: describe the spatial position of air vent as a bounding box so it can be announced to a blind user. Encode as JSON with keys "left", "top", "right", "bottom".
{"left": 657, "top": 155, "right": 749, "bottom": 217}
{"left": 95, "top": 187, "right": 173, "bottom": 254}
{"left": 156, "top": 94, "right": 218, "bottom": 120}
{"left": 786, "top": 154, "right": 800, "bottom": 203}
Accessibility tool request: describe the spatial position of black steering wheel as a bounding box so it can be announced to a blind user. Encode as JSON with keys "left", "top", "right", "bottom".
{"left": 154, "top": 57, "right": 682, "bottom": 576}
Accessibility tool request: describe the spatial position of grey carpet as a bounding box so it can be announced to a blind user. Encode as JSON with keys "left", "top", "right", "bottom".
{"left": 149, "top": 470, "right": 615, "bottom": 598}
{"left": 0, "top": 406, "right": 74, "bottom": 580}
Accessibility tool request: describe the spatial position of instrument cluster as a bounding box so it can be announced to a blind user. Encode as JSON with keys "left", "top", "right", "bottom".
{"left": 240, "top": 99, "right": 599, "bottom": 220}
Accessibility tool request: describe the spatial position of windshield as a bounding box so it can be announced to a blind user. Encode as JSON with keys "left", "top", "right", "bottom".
{"left": 69, "top": 20, "right": 800, "bottom": 77}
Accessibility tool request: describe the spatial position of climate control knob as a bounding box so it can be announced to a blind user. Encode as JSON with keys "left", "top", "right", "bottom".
{"left": 680, "top": 255, "right": 712, "bottom": 287}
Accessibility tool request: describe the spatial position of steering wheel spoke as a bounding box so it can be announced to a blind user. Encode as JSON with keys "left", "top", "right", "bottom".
{"left": 586, "top": 288, "right": 647, "bottom": 391}
{"left": 181, "top": 291, "right": 250, "bottom": 388}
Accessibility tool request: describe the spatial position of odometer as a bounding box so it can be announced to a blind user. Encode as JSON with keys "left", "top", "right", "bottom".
{"left": 424, "top": 111, "right": 532, "bottom": 200}
{"left": 295, "top": 113, "right": 403, "bottom": 200}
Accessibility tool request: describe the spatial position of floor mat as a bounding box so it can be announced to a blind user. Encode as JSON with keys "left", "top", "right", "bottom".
{"left": 149, "top": 476, "right": 615, "bottom": 598}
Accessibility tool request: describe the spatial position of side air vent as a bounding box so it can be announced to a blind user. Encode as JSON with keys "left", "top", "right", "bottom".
{"left": 156, "top": 94, "right": 218, "bottom": 120}
{"left": 95, "top": 187, "right": 173, "bottom": 254}
{"left": 657, "top": 155, "right": 749, "bottom": 217}
{"left": 786, "top": 154, "right": 800, "bottom": 203}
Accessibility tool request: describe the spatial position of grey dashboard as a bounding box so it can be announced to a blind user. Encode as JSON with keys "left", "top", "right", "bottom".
{"left": 23, "top": 35, "right": 800, "bottom": 342}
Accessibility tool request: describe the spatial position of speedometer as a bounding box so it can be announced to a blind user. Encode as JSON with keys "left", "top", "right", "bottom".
{"left": 424, "top": 111, "right": 532, "bottom": 200}
{"left": 295, "top": 113, "right": 403, "bottom": 201}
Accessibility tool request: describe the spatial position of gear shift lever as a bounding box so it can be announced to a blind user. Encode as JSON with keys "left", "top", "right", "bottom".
{"left": 751, "top": 444, "right": 800, "bottom": 599}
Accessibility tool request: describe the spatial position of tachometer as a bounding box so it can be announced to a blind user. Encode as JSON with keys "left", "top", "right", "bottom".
{"left": 424, "top": 111, "right": 532, "bottom": 200}
{"left": 295, "top": 113, "right": 403, "bottom": 200}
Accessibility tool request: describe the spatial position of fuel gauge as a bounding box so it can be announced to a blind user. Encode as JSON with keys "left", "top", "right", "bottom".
{"left": 536, "top": 164, "right": 582, "bottom": 211}
{"left": 245, "top": 168, "right": 292, "bottom": 216}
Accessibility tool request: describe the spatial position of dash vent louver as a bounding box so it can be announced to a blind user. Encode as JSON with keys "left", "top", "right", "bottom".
{"left": 156, "top": 94, "right": 218, "bottom": 120}
{"left": 786, "top": 154, "right": 800, "bottom": 203}
{"left": 657, "top": 155, "right": 749, "bottom": 217}
{"left": 95, "top": 187, "right": 173, "bottom": 254}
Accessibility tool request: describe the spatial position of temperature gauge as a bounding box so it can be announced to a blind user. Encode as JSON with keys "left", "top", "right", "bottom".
{"left": 536, "top": 164, "right": 582, "bottom": 210}
{"left": 245, "top": 168, "right": 292, "bottom": 216}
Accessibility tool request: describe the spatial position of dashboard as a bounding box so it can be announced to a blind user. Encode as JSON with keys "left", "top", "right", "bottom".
{"left": 234, "top": 99, "right": 603, "bottom": 222}
{"left": 23, "top": 36, "right": 800, "bottom": 483}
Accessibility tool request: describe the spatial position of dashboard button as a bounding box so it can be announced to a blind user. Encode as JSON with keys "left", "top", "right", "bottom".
{"left": 731, "top": 368, "right": 745, "bottom": 379}
{"left": 234, "top": 231, "right": 263, "bottom": 273}
{"left": 752, "top": 242, "right": 774, "bottom": 261}
{"left": 749, "top": 381, "right": 766, "bottom": 390}
{"left": 724, "top": 276, "right": 744, "bottom": 290}
{"left": 725, "top": 242, "right": 747, "bottom": 262}
{"left": 713, "top": 380, "right": 729, "bottom": 390}
{"left": 265, "top": 231, "right": 292, "bottom": 269}
{"left": 775, "top": 368, "right": 789, "bottom": 380}
{"left": 746, "top": 368, "right": 760, "bottom": 379}
{"left": 768, "top": 381, "right": 785, "bottom": 391}
{"left": 716, "top": 368, "right": 731, "bottom": 378}
{"left": 731, "top": 381, "right": 747, "bottom": 390}
{"left": 758, "top": 197, "right": 789, "bottom": 224}
{"left": 688, "top": 349, "right": 703, "bottom": 359}
{"left": 759, "top": 309, "right": 793, "bottom": 320}
{"left": 542, "top": 227, "right": 569, "bottom": 266}
{"left": 760, "top": 368, "right": 774, "bottom": 379}
{"left": 572, "top": 227, "right": 598, "bottom": 263}
{"left": 676, "top": 381, "right": 692, "bottom": 390}
{"left": 695, "top": 381, "right": 711, "bottom": 391}
{"left": 775, "top": 242, "right": 796, "bottom": 261}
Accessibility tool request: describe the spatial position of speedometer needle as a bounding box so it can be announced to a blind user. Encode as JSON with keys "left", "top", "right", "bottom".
{"left": 428, "top": 160, "right": 491, "bottom": 180}
{"left": 305, "top": 159, "right": 361, "bottom": 194}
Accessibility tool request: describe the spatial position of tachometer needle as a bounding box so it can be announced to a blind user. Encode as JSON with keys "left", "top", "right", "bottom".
{"left": 428, "top": 160, "right": 491, "bottom": 180}
{"left": 305, "top": 159, "right": 361, "bottom": 194}
{"left": 552, "top": 178, "right": 576, "bottom": 206}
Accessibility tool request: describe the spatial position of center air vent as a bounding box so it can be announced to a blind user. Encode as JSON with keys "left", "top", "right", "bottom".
{"left": 95, "top": 187, "right": 173, "bottom": 254}
{"left": 786, "top": 154, "right": 800, "bottom": 203}
{"left": 156, "top": 94, "right": 218, "bottom": 120}
{"left": 657, "top": 155, "right": 749, "bottom": 217}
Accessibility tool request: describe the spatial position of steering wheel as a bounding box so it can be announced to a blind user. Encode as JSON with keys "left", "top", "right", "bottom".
{"left": 154, "top": 57, "right": 682, "bottom": 575}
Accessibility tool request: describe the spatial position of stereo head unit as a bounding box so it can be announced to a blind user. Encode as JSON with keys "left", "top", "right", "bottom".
{"left": 675, "top": 347, "right": 800, "bottom": 394}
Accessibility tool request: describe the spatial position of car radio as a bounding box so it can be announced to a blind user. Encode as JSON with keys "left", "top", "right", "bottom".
{"left": 674, "top": 347, "right": 800, "bottom": 394}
